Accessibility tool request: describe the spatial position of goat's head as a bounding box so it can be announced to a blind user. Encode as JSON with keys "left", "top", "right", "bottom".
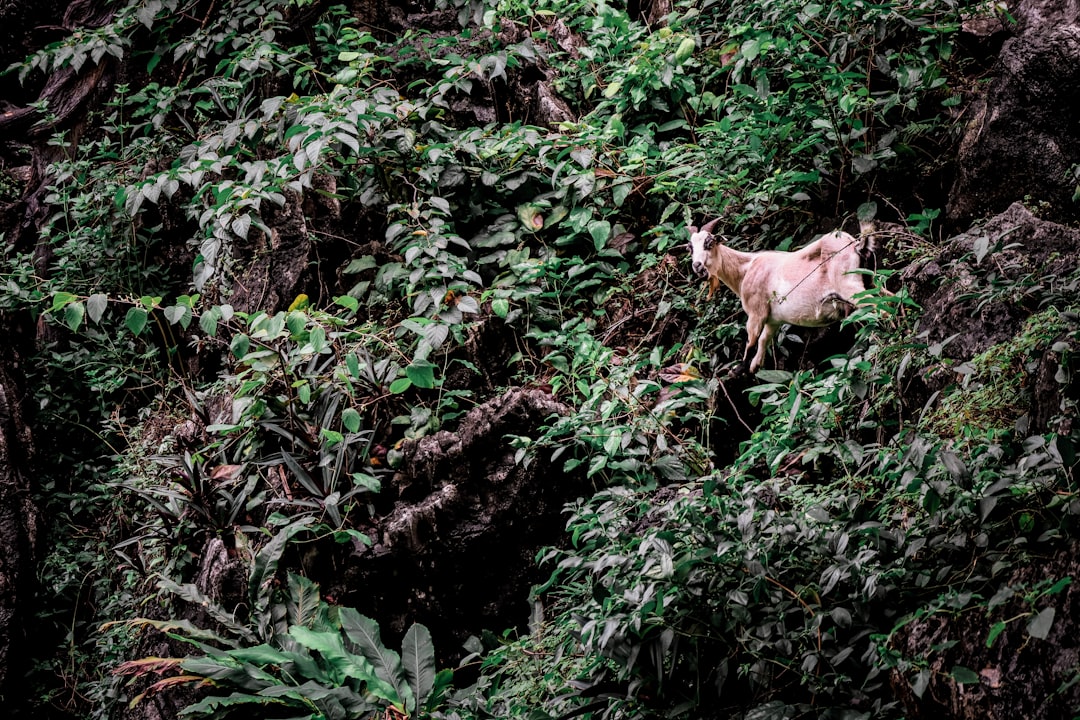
{"left": 687, "top": 218, "right": 721, "bottom": 278}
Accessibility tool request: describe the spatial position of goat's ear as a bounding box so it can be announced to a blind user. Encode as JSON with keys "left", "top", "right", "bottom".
{"left": 688, "top": 225, "right": 698, "bottom": 235}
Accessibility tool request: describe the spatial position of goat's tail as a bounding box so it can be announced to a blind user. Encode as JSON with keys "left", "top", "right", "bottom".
{"left": 857, "top": 220, "right": 877, "bottom": 255}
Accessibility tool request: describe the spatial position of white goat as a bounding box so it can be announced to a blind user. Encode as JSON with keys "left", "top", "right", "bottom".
{"left": 688, "top": 219, "right": 874, "bottom": 373}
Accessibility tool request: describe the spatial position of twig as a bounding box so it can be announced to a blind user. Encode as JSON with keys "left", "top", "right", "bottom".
{"left": 718, "top": 377, "right": 754, "bottom": 434}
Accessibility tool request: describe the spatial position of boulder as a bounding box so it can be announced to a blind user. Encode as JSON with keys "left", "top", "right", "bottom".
{"left": 948, "top": 2, "right": 1080, "bottom": 223}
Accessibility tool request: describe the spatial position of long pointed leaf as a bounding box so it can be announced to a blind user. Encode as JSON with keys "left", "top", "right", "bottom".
{"left": 178, "top": 691, "right": 292, "bottom": 717}
{"left": 428, "top": 668, "right": 454, "bottom": 712}
{"left": 159, "top": 579, "right": 257, "bottom": 643}
{"left": 260, "top": 681, "right": 375, "bottom": 716}
{"left": 181, "top": 655, "right": 279, "bottom": 691}
{"left": 339, "top": 608, "right": 413, "bottom": 711}
{"left": 288, "top": 626, "right": 400, "bottom": 706}
{"left": 281, "top": 450, "right": 322, "bottom": 496}
{"left": 227, "top": 644, "right": 293, "bottom": 666}
{"left": 249, "top": 518, "right": 314, "bottom": 634}
{"left": 106, "top": 617, "right": 239, "bottom": 649}
{"left": 286, "top": 573, "right": 324, "bottom": 628}
{"left": 401, "top": 623, "right": 436, "bottom": 712}
{"left": 275, "top": 634, "right": 331, "bottom": 685}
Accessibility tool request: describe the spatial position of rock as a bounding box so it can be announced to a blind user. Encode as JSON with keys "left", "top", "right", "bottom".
{"left": 333, "top": 387, "right": 584, "bottom": 655}
{"left": 889, "top": 542, "right": 1080, "bottom": 719}
{"left": 948, "top": 3, "right": 1080, "bottom": 223}
{"left": 227, "top": 188, "right": 314, "bottom": 313}
{"left": 906, "top": 202, "right": 1080, "bottom": 362}
{"left": 1012, "top": 0, "right": 1080, "bottom": 31}
{"left": 900, "top": 202, "right": 1080, "bottom": 437}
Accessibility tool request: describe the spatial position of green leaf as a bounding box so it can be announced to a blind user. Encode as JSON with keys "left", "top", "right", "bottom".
{"left": 309, "top": 325, "right": 327, "bottom": 353}
{"left": 120, "top": 617, "right": 237, "bottom": 648}
{"left": 181, "top": 654, "right": 276, "bottom": 686}
{"left": 429, "top": 668, "right": 454, "bottom": 712}
{"left": 180, "top": 689, "right": 286, "bottom": 714}
{"left": 342, "top": 408, "right": 361, "bottom": 433}
{"left": 344, "top": 256, "right": 377, "bottom": 273}
{"left": 285, "top": 573, "right": 323, "bottom": 629}
{"left": 674, "top": 37, "right": 695, "bottom": 63}
{"left": 287, "top": 311, "right": 306, "bottom": 336}
{"left": 857, "top": 201, "right": 878, "bottom": 221}
{"left": 125, "top": 307, "right": 148, "bottom": 336}
{"left": 588, "top": 219, "right": 611, "bottom": 252}
{"left": 1046, "top": 577, "right": 1072, "bottom": 596}
{"left": 405, "top": 361, "right": 436, "bottom": 389}
{"left": 516, "top": 203, "right": 544, "bottom": 231}
{"left": 346, "top": 353, "right": 362, "bottom": 379}
{"left": 200, "top": 308, "right": 219, "bottom": 337}
{"left": 401, "top": 624, "right": 436, "bottom": 712}
{"left": 1028, "top": 607, "right": 1055, "bottom": 639}
{"left": 389, "top": 377, "right": 412, "bottom": 394}
{"left": 402, "top": 318, "right": 449, "bottom": 350}
{"left": 755, "top": 369, "right": 793, "bottom": 384}
{"left": 335, "top": 295, "right": 359, "bottom": 312}
{"left": 248, "top": 518, "right": 314, "bottom": 625}
{"left": 352, "top": 472, "right": 380, "bottom": 493}
{"left": 51, "top": 291, "right": 78, "bottom": 312}
{"left": 227, "top": 644, "right": 293, "bottom": 665}
{"left": 281, "top": 450, "right": 321, "bottom": 496}
{"left": 86, "top": 293, "right": 108, "bottom": 323}
{"left": 740, "top": 37, "right": 761, "bottom": 61}
{"left": 986, "top": 621, "right": 1006, "bottom": 648}
{"left": 912, "top": 668, "right": 930, "bottom": 698}
{"left": 339, "top": 608, "right": 412, "bottom": 709}
{"left": 164, "top": 304, "right": 191, "bottom": 328}
{"left": 335, "top": 528, "right": 372, "bottom": 546}
{"left": 230, "top": 333, "right": 250, "bottom": 359}
{"left": 950, "top": 665, "right": 980, "bottom": 684}
{"left": 64, "top": 302, "right": 85, "bottom": 332}
{"left": 491, "top": 297, "right": 509, "bottom": 318}
{"left": 612, "top": 181, "right": 631, "bottom": 207}
{"left": 289, "top": 626, "right": 394, "bottom": 696}
{"left": 321, "top": 428, "right": 345, "bottom": 447}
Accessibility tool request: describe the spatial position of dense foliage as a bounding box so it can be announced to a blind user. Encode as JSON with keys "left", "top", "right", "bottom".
{"left": 3, "top": 0, "right": 1078, "bottom": 718}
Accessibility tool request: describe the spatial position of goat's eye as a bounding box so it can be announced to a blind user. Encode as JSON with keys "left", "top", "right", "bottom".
{"left": 704, "top": 235, "right": 715, "bottom": 249}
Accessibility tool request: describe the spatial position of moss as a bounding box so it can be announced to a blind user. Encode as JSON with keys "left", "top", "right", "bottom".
{"left": 920, "top": 309, "right": 1069, "bottom": 437}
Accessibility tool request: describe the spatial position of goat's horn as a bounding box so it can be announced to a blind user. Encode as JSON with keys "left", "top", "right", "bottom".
{"left": 700, "top": 218, "right": 721, "bottom": 234}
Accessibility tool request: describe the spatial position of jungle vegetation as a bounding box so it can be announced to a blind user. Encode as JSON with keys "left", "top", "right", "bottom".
{"left": 1, "top": 0, "right": 1078, "bottom": 718}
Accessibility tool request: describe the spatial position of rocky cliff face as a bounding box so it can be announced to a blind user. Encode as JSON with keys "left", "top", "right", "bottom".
{"left": 949, "top": 0, "right": 1080, "bottom": 224}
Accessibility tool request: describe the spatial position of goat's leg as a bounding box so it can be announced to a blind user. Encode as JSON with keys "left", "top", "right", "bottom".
{"left": 743, "top": 317, "right": 762, "bottom": 367}
{"left": 748, "top": 323, "right": 776, "bottom": 373}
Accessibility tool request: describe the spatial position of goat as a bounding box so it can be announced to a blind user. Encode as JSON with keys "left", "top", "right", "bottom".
{"left": 688, "top": 219, "right": 875, "bottom": 373}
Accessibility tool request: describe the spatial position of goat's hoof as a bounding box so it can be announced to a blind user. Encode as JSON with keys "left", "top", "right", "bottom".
{"left": 724, "top": 363, "right": 748, "bottom": 380}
